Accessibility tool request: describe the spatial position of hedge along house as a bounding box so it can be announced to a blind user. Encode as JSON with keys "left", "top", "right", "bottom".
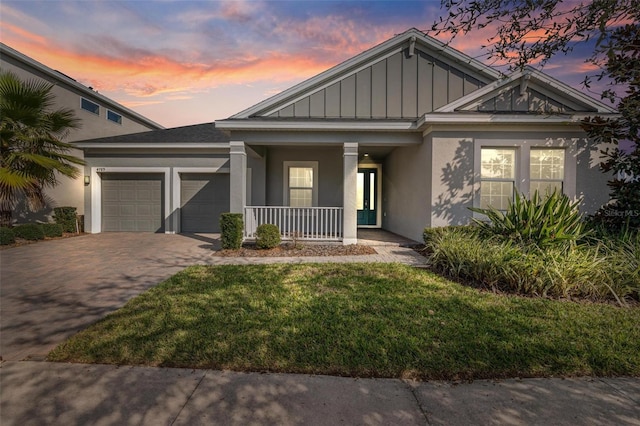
{"left": 78, "top": 28, "right": 617, "bottom": 243}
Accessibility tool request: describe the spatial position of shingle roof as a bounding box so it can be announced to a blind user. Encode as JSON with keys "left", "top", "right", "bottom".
{"left": 74, "top": 122, "right": 229, "bottom": 144}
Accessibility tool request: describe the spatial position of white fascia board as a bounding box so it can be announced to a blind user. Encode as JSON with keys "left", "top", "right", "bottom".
{"left": 75, "top": 142, "right": 230, "bottom": 149}
{"left": 417, "top": 112, "right": 616, "bottom": 128}
{"left": 523, "top": 67, "right": 617, "bottom": 113}
{"left": 216, "top": 120, "right": 417, "bottom": 132}
{"left": 438, "top": 67, "right": 617, "bottom": 114}
{"left": 435, "top": 73, "right": 519, "bottom": 112}
{"left": 1, "top": 43, "right": 164, "bottom": 129}
{"left": 229, "top": 28, "right": 500, "bottom": 119}
{"left": 259, "top": 46, "right": 405, "bottom": 117}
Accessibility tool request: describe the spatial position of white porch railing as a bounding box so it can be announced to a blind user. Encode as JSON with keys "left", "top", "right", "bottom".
{"left": 244, "top": 206, "right": 343, "bottom": 241}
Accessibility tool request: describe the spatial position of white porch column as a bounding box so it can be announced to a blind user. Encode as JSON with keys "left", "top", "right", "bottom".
{"left": 230, "top": 141, "right": 247, "bottom": 213}
{"left": 343, "top": 142, "right": 358, "bottom": 245}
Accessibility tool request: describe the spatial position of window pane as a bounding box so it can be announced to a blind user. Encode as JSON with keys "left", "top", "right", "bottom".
{"left": 107, "top": 110, "right": 122, "bottom": 124}
{"left": 481, "top": 149, "right": 515, "bottom": 179}
{"left": 81, "top": 98, "right": 99, "bottom": 115}
{"left": 370, "top": 173, "right": 375, "bottom": 206}
{"left": 356, "top": 173, "right": 364, "bottom": 210}
{"left": 480, "top": 181, "right": 513, "bottom": 210}
{"left": 530, "top": 149, "right": 564, "bottom": 180}
{"left": 290, "top": 189, "right": 312, "bottom": 207}
{"left": 531, "top": 181, "right": 562, "bottom": 196}
{"left": 289, "top": 167, "right": 313, "bottom": 188}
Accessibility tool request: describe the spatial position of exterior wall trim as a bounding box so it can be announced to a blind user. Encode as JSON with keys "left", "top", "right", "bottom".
{"left": 172, "top": 167, "right": 231, "bottom": 234}
{"left": 471, "top": 138, "right": 578, "bottom": 216}
{"left": 76, "top": 143, "right": 230, "bottom": 149}
{"left": 436, "top": 68, "right": 617, "bottom": 114}
{"left": 356, "top": 162, "right": 383, "bottom": 228}
{"left": 230, "top": 28, "right": 500, "bottom": 119}
{"left": 217, "top": 120, "right": 417, "bottom": 131}
{"left": 89, "top": 167, "right": 171, "bottom": 234}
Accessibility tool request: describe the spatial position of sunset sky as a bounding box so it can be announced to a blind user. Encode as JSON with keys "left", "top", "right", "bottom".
{"left": 1, "top": 0, "right": 606, "bottom": 128}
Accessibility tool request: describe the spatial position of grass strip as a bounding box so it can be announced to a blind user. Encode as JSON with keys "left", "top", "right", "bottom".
{"left": 48, "top": 263, "right": 640, "bottom": 380}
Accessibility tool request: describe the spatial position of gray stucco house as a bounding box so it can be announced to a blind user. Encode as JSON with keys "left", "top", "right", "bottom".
{"left": 1, "top": 43, "right": 164, "bottom": 223}
{"left": 77, "top": 28, "right": 616, "bottom": 243}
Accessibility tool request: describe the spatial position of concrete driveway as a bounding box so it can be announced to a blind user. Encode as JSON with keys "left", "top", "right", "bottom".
{"left": 0, "top": 233, "right": 220, "bottom": 362}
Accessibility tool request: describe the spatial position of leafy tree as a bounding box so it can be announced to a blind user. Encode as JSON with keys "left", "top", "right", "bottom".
{"left": 433, "top": 0, "right": 640, "bottom": 230}
{"left": 0, "top": 70, "right": 84, "bottom": 227}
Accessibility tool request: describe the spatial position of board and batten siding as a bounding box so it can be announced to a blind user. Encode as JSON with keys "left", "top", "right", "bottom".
{"left": 266, "top": 48, "right": 484, "bottom": 119}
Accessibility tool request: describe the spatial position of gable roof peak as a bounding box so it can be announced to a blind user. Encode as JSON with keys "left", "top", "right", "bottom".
{"left": 229, "top": 27, "right": 501, "bottom": 119}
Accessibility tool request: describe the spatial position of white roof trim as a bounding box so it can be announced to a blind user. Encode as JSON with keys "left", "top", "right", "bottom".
{"left": 229, "top": 28, "right": 501, "bottom": 119}
{"left": 436, "top": 67, "right": 617, "bottom": 114}
{"left": 216, "top": 120, "right": 417, "bottom": 132}
{"left": 417, "top": 112, "right": 618, "bottom": 129}
{"left": 75, "top": 142, "right": 230, "bottom": 149}
{"left": 1, "top": 43, "right": 164, "bottom": 129}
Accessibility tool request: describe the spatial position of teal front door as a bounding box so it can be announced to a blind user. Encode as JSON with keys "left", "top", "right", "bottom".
{"left": 357, "top": 168, "right": 377, "bottom": 226}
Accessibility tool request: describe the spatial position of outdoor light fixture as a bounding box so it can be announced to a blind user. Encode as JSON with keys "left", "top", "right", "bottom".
{"left": 84, "top": 175, "right": 90, "bottom": 185}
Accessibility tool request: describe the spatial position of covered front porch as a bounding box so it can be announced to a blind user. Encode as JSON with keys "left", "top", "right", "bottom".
{"left": 228, "top": 138, "right": 412, "bottom": 245}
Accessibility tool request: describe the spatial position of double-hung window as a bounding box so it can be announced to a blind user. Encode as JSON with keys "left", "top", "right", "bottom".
{"left": 530, "top": 149, "right": 565, "bottom": 196}
{"left": 284, "top": 161, "right": 318, "bottom": 207}
{"left": 480, "top": 148, "right": 516, "bottom": 210}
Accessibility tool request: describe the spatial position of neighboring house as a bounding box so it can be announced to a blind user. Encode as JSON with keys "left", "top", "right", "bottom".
{"left": 76, "top": 28, "right": 617, "bottom": 243}
{"left": 1, "top": 43, "right": 164, "bottom": 223}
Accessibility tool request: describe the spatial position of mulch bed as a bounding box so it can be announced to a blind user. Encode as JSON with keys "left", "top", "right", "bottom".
{"left": 215, "top": 243, "right": 377, "bottom": 257}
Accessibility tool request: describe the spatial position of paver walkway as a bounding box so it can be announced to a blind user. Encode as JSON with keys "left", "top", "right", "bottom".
{"left": 0, "top": 232, "right": 425, "bottom": 361}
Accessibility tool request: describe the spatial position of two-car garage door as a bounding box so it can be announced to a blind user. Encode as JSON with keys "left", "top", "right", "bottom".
{"left": 101, "top": 172, "right": 229, "bottom": 233}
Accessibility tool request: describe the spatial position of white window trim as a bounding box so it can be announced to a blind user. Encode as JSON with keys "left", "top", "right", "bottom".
{"left": 356, "top": 163, "right": 382, "bottom": 228}
{"left": 81, "top": 97, "right": 100, "bottom": 115}
{"left": 478, "top": 148, "right": 517, "bottom": 210}
{"left": 106, "top": 109, "right": 123, "bottom": 125}
{"left": 473, "top": 138, "right": 577, "bottom": 215}
{"left": 172, "top": 167, "right": 230, "bottom": 234}
{"left": 283, "top": 161, "right": 318, "bottom": 207}
{"left": 529, "top": 148, "right": 566, "bottom": 195}
{"left": 90, "top": 167, "right": 171, "bottom": 234}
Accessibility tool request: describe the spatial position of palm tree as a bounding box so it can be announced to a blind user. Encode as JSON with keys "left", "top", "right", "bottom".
{"left": 0, "top": 70, "right": 84, "bottom": 227}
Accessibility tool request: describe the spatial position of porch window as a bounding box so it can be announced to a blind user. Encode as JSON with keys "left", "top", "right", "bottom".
{"left": 480, "top": 148, "right": 516, "bottom": 210}
{"left": 289, "top": 167, "right": 313, "bottom": 207}
{"left": 530, "top": 149, "right": 564, "bottom": 196}
{"left": 283, "top": 161, "right": 318, "bottom": 207}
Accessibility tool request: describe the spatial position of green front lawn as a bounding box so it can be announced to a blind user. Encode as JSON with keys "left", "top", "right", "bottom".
{"left": 48, "top": 263, "right": 640, "bottom": 380}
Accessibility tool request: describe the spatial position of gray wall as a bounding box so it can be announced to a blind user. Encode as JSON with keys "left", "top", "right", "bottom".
{"left": 2, "top": 51, "right": 160, "bottom": 220}
{"left": 265, "top": 147, "right": 343, "bottom": 207}
{"left": 267, "top": 48, "right": 484, "bottom": 119}
{"left": 382, "top": 128, "right": 610, "bottom": 243}
{"left": 83, "top": 151, "right": 230, "bottom": 233}
{"left": 383, "top": 140, "right": 432, "bottom": 242}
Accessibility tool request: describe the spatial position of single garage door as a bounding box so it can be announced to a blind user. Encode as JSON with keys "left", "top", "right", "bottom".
{"left": 102, "top": 173, "right": 164, "bottom": 232}
{"left": 180, "top": 173, "right": 230, "bottom": 232}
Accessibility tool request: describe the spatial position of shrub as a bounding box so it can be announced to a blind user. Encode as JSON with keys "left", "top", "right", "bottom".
{"left": 422, "top": 225, "right": 639, "bottom": 304}
{"left": 53, "top": 207, "right": 78, "bottom": 233}
{"left": 220, "top": 213, "right": 244, "bottom": 249}
{"left": 42, "top": 223, "right": 64, "bottom": 238}
{"left": 256, "top": 224, "right": 281, "bottom": 249}
{"left": 13, "top": 224, "right": 45, "bottom": 241}
{"left": 0, "top": 227, "right": 15, "bottom": 245}
{"left": 470, "top": 190, "right": 587, "bottom": 249}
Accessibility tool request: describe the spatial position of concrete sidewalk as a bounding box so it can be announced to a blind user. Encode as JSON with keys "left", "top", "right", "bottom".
{"left": 1, "top": 361, "right": 639, "bottom": 425}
